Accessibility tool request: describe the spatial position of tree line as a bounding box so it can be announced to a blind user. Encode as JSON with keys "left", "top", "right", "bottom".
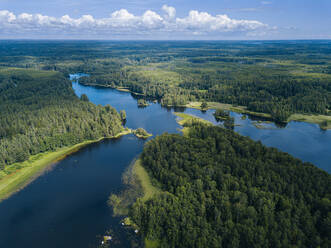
{"left": 130, "top": 123, "right": 331, "bottom": 248}
{"left": 0, "top": 69, "right": 123, "bottom": 169}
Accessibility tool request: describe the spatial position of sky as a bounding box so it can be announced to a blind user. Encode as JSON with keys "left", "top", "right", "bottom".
{"left": 0, "top": 0, "right": 330, "bottom": 40}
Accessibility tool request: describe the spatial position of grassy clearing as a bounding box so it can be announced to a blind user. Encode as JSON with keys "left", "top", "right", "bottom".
{"left": 109, "top": 158, "right": 162, "bottom": 239}
{"left": 133, "top": 159, "right": 161, "bottom": 202}
{"left": 0, "top": 67, "right": 59, "bottom": 78}
{"left": 145, "top": 239, "right": 160, "bottom": 248}
{"left": 126, "top": 64, "right": 183, "bottom": 86}
{"left": 131, "top": 159, "right": 162, "bottom": 248}
{"left": 174, "top": 112, "right": 212, "bottom": 136}
{"left": 186, "top": 101, "right": 331, "bottom": 129}
{"left": 108, "top": 157, "right": 161, "bottom": 216}
{"left": 0, "top": 129, "right": 132, "bottom": 202}
{"left": 288, "top": 114, "right": 331, "bottom": 130}
{"left": 186, "top": 101, "right": 272, "bottom": 119}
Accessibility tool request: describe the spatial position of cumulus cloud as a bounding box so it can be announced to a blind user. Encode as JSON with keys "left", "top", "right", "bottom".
{"left": 162, "top": 5, "right": 176, "bottom": 20}
{"left": 0, "top": 6, "right": 270, "bottom": 38}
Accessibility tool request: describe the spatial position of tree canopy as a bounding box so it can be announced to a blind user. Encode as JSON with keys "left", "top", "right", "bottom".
{"left": 130, "top": 123, "right": 331, "bottom": 248}
{"left": 0, "top": 69, "right": 123, "bottom": 169}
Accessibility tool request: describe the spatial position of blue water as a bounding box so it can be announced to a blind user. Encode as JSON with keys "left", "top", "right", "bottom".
{"left": 71, "top": 73, "right": 330, "bottom": 172}
{"left": 183, "top": 108, "right": 331, "bottom": 173}
{"left": 0, "top": 73, "right": 329, "bottom": 248}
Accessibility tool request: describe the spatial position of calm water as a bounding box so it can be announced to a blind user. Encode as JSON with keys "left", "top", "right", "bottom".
{"left": 0, "top": 74, "right": 330, "bottom": 248}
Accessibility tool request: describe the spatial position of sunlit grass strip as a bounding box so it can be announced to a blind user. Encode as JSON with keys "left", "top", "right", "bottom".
{"left": 186, "top": 101, "right": 272, "bottom": 119}
{"left": 0, "top": 129, "right": 132, "bottom": 202}
{"left": 132, "top": 159, "right": 161, "bottom": 202}
{"left": 288, "top": 113, "right": 331, "bottom": 130}
{"left": 186, "top": 101, "right": 331, "bottom": 129}
{"left": 145, "top": 239, "right": 160, "bottom": 248}
{"left": 174, "top": 112, "right": 213, "bottom": 136}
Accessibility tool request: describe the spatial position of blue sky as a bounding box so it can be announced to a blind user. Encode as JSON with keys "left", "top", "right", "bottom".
{"left": 0, "top": 0, "right": 330, "bottom": 39}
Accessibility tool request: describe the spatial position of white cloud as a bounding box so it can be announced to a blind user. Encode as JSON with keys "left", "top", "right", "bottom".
{"left": 0, "top": 6, "right": 270, "bottom": 38}
{"left": 0, "top": 10, "right": 16, "bottom": 23}
{"left": 162, "top": 5, "right": 176, "bottom": 20}
{"left": 176, "top": 10, "right": 267, "bottom": 33}
{"left": 142, "top": 10, "right": 163, "bottom": 28}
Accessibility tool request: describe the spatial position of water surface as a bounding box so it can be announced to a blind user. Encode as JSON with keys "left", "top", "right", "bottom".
{"left": 0, "top": 73, "right": 329, "bottom": 248}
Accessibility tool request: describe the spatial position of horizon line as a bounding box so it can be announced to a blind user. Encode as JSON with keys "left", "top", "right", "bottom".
{"left": 0, "top": 38, "right": 331, "bottom": 42}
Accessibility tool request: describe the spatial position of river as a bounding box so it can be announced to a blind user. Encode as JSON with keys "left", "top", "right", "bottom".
{"left": 0, "top": 74, "right": 329, "bottom": 248}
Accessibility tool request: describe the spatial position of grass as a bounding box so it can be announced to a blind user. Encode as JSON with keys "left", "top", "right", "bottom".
{"left": 0, "top": 129, "right": 132, "bottom": 202}
{"left": 132, "top": 159, "right": 161, "bottom": 202}
{"left": 110, "top": 158, "right": 162, "bottom": 241}
{"left": 126, "top": 64, "right": 183, "bottom": 86}
{"left": 186, "top": 101, "right": 272, "bottom": 119}
{"left": 132, "top": 161, "right": 164, "bottom": 248}
{"left": 174, "top": 112, "right": 212, "bottom": 136}
{"left": 288, "top": 114, "right": 331, "bottom": 130}
{"left": 108, "top": 157, "right": 161, "bottom": 217}
{"left": 186, "top": 101, "right": 331, "bottom": 129}
{"left": 0, "top": 67, "right": 59, "bottom": 78}
{"left": 145, "top": 239, "right": 160, "bottom": 248}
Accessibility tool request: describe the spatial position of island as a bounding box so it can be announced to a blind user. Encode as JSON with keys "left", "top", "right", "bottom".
{"left": 133, "top": 128, "right": 153, "bottom": 139}
{"left": 137, "top": 99, "right": 149, "bottom": 107}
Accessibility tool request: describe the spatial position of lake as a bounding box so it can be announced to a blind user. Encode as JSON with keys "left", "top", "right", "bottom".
{"left": 0, "top": 73, "right": 329, "bottom": 248}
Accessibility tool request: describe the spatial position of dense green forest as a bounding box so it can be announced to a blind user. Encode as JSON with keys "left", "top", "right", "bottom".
{"left": 130, "top": 123, "right": 331, "bottom": 248}
{"left": 0, "top": 41, "right": 330, "bottom": 123}
{"left": 0, "top": 68, "right": 123, "bottom": 169}
{"left": 0, "top": 41, "right": 330, "bottom": 247}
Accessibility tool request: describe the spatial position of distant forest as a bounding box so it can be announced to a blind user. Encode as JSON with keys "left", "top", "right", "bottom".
{"left": 0, "top": 69, "right": 123, "bottom": 169}
{"left": 131, "top": 122, "right": 331, "bottom": 247}
{"left": 0, "top": 41, "right": 330, "bottom": 123}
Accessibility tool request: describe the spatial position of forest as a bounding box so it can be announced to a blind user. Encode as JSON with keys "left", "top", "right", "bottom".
{"left": 0, "top": 68, "right": 123, "bottom": 169}
{"left": 0, "top": 40, "right": 330, "bottom": 123}
{"left": 129, "top": 122, "right": 331, "bottom": 248}
{"left": 0, "top": 41, "right": 330, "bottom": 247}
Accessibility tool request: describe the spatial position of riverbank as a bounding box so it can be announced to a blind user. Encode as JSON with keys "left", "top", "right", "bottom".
{"left": 108, "top": 158, "right": 161, "bottom": 216}
{"left": 186, "top": 101, "right": 331, "bottom": 130}
{"left": 75, "top": 80, "right": 331, "bottom": 130}
{"left": 0, "top": 129, "right": 132, "bottom": 202}
{"left": 115, "top": 159, "right": 162, "bottom": 248}
{"left": 78, "top": 82, "right": 145, "bottom": 96}
{"left": 132, "top": 159, "right": 161, "bottom": 202}
{"left": 174, "top": 112, "right": 213, "bottom": 135}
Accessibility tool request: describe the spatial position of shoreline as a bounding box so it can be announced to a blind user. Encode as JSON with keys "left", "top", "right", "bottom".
{"left": 77, "top": 82, "right": 331, "bottom": 130}
{"left": 174, "top": 112, "right": 213, "bottom": 135}
{"left": 185, "top": 101, "right": 331, "bottom": 130}
{"left": 78, "top": 82, "right": 145, "bottom": 96}
{"left": 0, "top": 129, "right": 132, "bottom": 202}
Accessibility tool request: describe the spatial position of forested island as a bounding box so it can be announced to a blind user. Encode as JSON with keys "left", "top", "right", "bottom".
{"left": 127, "top": 118, "right": 331, "bottom": 248}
